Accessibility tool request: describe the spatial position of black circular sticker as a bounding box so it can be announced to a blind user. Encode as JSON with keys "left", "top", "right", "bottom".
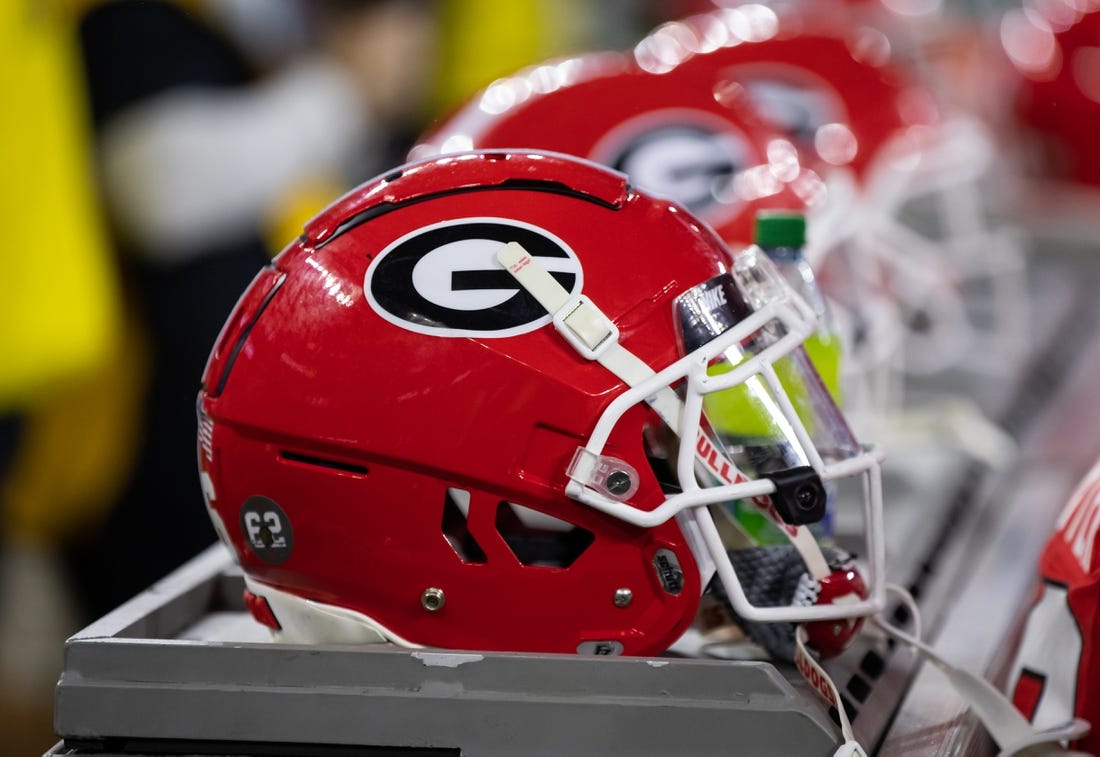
{"left": 239, "top": 495, "right": 294, "bottom": 564}
{"left": 600, "top": 119, "right": 749, "bottom": 218}
{"left": 365, "top": 218, "right": 582, "bottom": 337}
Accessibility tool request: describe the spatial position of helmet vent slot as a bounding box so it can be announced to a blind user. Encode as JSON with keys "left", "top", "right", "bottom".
{"left": 442, "top": 488, "right": 488, "bottom": 564}
{"left": 278, "top": 451, "right": 368, "bottom": 476}
{"left": 494, "top": 501, "right": 594, "bottom": 568}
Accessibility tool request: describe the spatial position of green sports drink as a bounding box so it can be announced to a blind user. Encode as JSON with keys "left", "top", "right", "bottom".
{"left": 723, "top": 212, "right": 844, "bottom": 545}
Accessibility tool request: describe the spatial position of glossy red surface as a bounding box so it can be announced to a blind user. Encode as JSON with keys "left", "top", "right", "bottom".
{"left": 198, "top": 151, "right": 737, "bottom": 655}
{"left": 664, "top": 11, "right": 940, "bottom": 180}
{"left": 803, "top": 565, "right": 869, "bottom": 658}
{"left": 1010, "top": 4, "right": 1100, "bottom": 187}
{"left": 243, "top": 589, "right": 281, "bottom": 631}
{"left": 414, "top": 49, "right": 808, "bottom": 249}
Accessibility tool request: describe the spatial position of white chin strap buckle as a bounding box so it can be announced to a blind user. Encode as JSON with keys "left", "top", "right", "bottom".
{"left": 554, "top": 294, "right": 619, "bottom": 360}
{"left": 497, "top": 241, "right": 620, "bottom": 360}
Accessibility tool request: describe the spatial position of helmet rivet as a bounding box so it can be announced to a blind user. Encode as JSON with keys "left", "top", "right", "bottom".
{"left": 613, "top": 588, "right": 633, "bottom": 608}
{"left": 421, "top": 587, "right": 446, "bottom": 612}
{"left": 606, "top": 470, "right": 633, "bottom": 496}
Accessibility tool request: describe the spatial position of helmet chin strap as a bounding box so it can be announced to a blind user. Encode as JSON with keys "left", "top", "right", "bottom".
{"left": 794, "top": 624, "right": 867, "bottom": 757}
{"left": 496, "top": 241, "right": 831, "bottom": 581}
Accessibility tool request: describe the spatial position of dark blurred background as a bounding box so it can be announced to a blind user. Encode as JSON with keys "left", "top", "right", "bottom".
{"left": 1, "top": 0, "right": 1093, "bottom": 753}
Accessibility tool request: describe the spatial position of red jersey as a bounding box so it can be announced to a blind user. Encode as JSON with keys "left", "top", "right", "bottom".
{"left": 1008, "top": 458, "right": 1100, "bottom": 754}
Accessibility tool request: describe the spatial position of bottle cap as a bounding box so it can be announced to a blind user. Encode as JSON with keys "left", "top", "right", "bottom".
{"left": 754, "top": 211, "right": 806, "bottom": 248}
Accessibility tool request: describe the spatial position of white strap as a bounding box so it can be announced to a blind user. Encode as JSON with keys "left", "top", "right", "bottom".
{"left": 797, "top": 584, "right": 1092, "bottom": 757}
{"left": 498, "top": 241, "right": 570, "bottom": 313}
{"left": 788, "top": 528, "right": 830, "bottom": 580}
{"left": 794, "top": 625, "right": 867, "bottom": 756}
{"left": 873, "top": 585, "right": 1090, "bottom": 756}
{"left": 499, "top": 241, "right": 620, "bottom": 360}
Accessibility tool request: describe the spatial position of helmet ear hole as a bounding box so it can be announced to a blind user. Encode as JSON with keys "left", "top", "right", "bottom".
{"left": 494, "top": 501, "right": 594, "bottom": 568}
{"left": 642, "top": 411, "right": 683, "bottom": 495}
{"left": 441, "top": 488, "right": 487, "bottom": 564}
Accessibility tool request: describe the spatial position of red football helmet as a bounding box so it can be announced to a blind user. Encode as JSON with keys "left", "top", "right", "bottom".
{"left": 656, "top": 6, "right": 1029, "bottom": 375}
{"left": 1003, "top": 0, "right": 1100, "bottom": 188}
{"left": 616, "top": 7, "right": 1031, "bottom": 472}
{"left": 411, "top": 49, "right": 821, "bottom": 250}
{"left": 198, "top": 151, "right": 885, "bottom": 659}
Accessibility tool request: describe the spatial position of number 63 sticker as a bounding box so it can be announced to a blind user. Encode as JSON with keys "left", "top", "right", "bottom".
{"left": 239, "top": 495, "right": 294, "bottom": 564}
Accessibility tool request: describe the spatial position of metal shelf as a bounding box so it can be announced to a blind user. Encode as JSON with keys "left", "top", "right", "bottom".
{"left": 50, "top": 545, "right": 842, "bottom": 756}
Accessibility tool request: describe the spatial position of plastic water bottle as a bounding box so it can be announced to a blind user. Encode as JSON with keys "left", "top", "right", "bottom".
{"left": 754, "top": 211, "right": 844, "bottom": 404}
{"left": 728, "top": 211, "right": 844, "bottom": 544}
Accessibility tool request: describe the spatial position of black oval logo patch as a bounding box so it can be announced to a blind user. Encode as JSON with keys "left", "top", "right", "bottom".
{"left": 596, "top": 115, "right": 750, "bottom": 219}
{"left": 365, "top": 218, "right": 583, "bottom": 337}
{"left": 738, "top": 77, "right": 840, "bottom": 148}
{"left": 722, "top": 64, "right": 846, "bottom": 151}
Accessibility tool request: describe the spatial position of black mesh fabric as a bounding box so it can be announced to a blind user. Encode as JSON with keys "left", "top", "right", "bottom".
{"left": 709, "top": 545, "right": 854, "bottom": 662}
